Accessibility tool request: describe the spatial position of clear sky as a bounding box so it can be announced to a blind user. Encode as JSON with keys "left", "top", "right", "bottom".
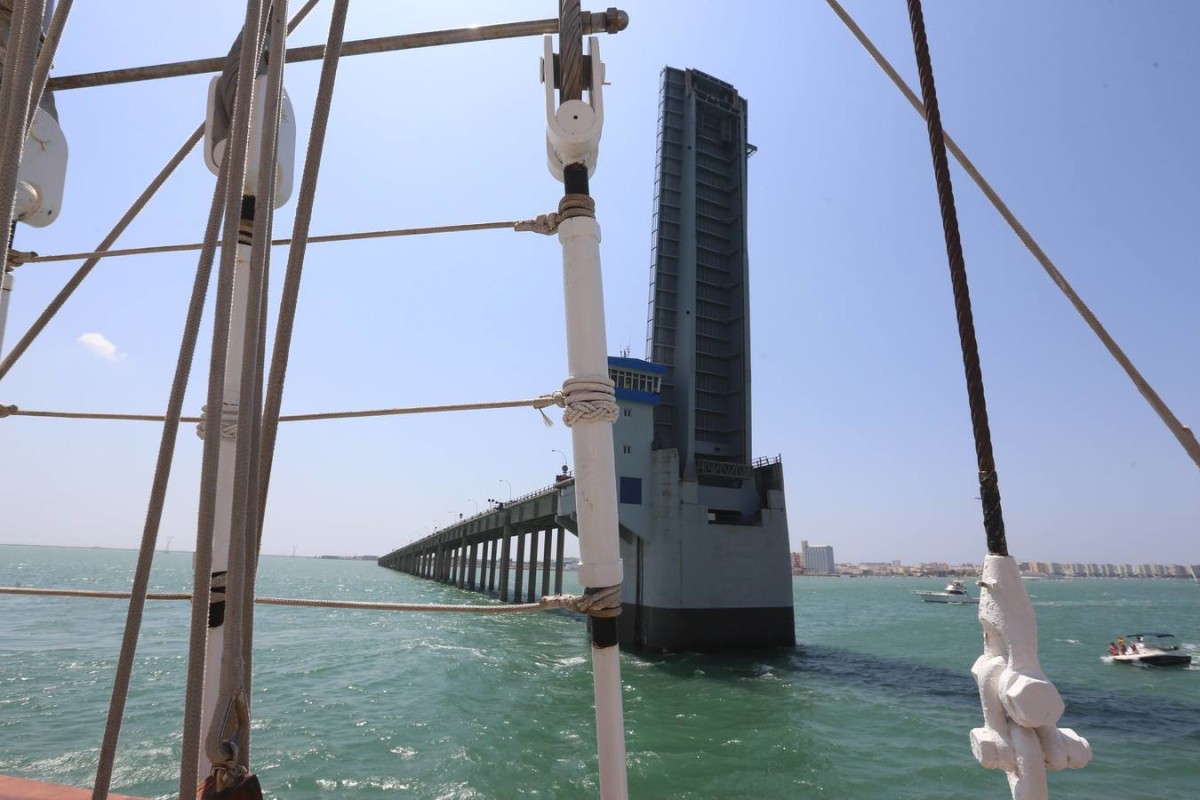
{"left": 1, "top": 1, "right": 1196, "bottom": 566}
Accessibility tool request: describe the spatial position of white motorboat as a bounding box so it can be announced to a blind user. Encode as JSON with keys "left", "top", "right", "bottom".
{"left": 1107, "top": 633, "right": 1193, "bottom": 667}
{"left": 914, "top": 579, "right": 979, "bottom": 604}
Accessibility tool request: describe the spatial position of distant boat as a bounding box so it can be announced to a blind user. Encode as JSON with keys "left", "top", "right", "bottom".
{"left": 914, "top": 579, "right": 979, "bottom": 604}
{"left": 1107, "top": 633, "right": 1192, "bottom": 667}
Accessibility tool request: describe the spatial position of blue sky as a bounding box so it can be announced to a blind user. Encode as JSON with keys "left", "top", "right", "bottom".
{"left": 1, "top": 1, "right": 1196, "bottom": 566}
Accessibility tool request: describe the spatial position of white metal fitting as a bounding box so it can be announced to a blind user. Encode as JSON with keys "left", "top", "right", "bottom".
{"left": 543, "top": 35, "right": 605, "bottom": 181}
{"left": 970, "top": 555, "right": 1091, "bottom": 800}
{"left": 204, "top": 74, "right": 296, "bottom": 207}
{"left": 14, "top": 107, "right": 68, "bottom": 228}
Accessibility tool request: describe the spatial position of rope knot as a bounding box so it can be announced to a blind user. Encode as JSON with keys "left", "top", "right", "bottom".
{"left": 514, "top": 212, "right": 561, "bottom": 235}
{"left": 539, "top": 584, "right": 622, "bottom": 618}
{"left": 532, "top": 390, "right": 568, "bottom": 427}
{"left": 560, "top": 375, "right": 617, "bottom": 428}
{"left": 513, "top": 195, "right": 595, "bottom": 236}
{"left": 558, "top": 193, "right": 596, "bottom": 221}
{"left": 195, "top": 402, "right": 239, "bottom": 441}
{"left": 7, "top": 250, "right": 35, "bottom": 267}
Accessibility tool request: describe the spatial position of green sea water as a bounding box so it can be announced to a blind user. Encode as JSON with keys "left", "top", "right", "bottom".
{"left": 1, "top": 544, "right": 1197, "bottom": 799}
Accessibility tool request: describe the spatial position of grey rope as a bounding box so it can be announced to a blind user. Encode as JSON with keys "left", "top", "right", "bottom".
{"left": 196, "top": 0, "right": 270, "bottom": 788}
{"left": 93, "top": 164, "right": 234, "bottom": 800}
{"left": 0, "top": 391, "right": 569, "bottom": 426}
{"left": 256, "top": 0, "right": 351, "bottom": 554}
{"left": 0, "top": 0, "right": 46, "bottom": 249}
{"left": 228, "top": 0, "right": 290, "bottom": 770}
{"left": 44, "top": 12, "right": 629, "bottom": 93}
{"left": 91, "top": 36, "right": 253, "bottom": 800}
{"left": 23, "top": 0, "right": 73, "bottom": 133}
{"left": 824, "top": 0, "right": 1200, "bottom": 472}
{"left": 0, "top": 584, "right": 622, "bottom": 617}
{"left": 9, "top": 220, "right": 522, "bottom": 265}
{"left": 0, "top": 0, "right": 323, "bottom": 385}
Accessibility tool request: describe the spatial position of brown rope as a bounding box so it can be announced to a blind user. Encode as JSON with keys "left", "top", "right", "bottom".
{"left": 0, "top": 585, "right": 615, "bottom": 616}
{"left": 906, "top": 0, "right": 1006, "bottom": 556}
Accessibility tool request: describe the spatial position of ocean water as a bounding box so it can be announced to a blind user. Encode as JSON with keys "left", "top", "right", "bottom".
{"left": 1, "top": 545, "right": 1197, "bottom": 799}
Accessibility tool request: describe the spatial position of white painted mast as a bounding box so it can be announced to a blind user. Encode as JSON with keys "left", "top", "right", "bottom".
{"left": 543, "top": 28, "right": 629, "bottom": 800}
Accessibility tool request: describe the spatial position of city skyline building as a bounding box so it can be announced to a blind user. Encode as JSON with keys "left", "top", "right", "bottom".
{"left": 801, "top": 540, "right": 835, "bottom": 575}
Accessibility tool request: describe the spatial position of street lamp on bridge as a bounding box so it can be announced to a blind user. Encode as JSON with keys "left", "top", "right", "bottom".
{"left": 499, "top": 478, "right": 512, "bottom": 502}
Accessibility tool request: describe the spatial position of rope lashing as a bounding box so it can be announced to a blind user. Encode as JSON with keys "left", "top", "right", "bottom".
{"left": 541, "top": 583, "right": 621, "bottom": 618}
{"left": 561, "top": 375, "right": 618, "bottom": 427}
{"left": 195, "top": 402, "right": 240, "bottom": 440}
{"left": 0, "top": 584, "right": 619, "bottom": 617}
{"left": 514, "top": 193, "right": 596, "bottom": 235}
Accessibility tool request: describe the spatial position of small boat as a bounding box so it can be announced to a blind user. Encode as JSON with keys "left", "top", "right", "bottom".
{"left": 914, "top": 579, "right": 979, "bottom": 604}
{"left": 1107, "top": 633, "right": 1193, "bottom": 667}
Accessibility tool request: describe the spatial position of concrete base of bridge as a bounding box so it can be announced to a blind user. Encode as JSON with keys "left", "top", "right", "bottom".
{"left": 617, "top": 602, "right": 795, "bottom": 652}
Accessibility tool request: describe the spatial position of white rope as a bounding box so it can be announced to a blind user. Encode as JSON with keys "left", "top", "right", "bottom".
{"left": 561, "top": 375, "right": 618, "bottom": 427}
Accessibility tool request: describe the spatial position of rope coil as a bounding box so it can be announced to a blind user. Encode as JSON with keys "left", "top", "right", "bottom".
{"left": 195, "top": 402, "right": 240, "bottom": 441}
{"left": 514, "top": 194, "right": 596, "bottom": 235}
{"left": 561, "top": 375, "right": 617, "bottom": 427}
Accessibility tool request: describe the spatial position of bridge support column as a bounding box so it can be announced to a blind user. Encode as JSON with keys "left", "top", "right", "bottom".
{"left": 488, "top": 536, "right": 498, "bottom": 593}
{"left": 499, "top": 523, "right": 512, "bottom": 601}
{"left": 514, "top": 531, "right": 526, "bottom": 603}
{"left": 555, "top": 527, "right": 565, "bottom": 594}
{"left": 541, "top": 524, "right": 553, "bottom": 596}
{"left": 527, "top": 530, "right": 540, "bottom": 602}
{"left": 457, "top": 537, "right": 467, "bottom": 588}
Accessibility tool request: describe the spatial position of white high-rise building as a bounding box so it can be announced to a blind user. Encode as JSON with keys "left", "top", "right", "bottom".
{"left": 801, "top": 540, "right": 835, "bottom": 576}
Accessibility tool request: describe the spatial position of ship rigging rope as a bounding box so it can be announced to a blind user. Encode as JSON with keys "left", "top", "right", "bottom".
{"left": 0, "top": 584, "right": 623, "bottom": 618}
{"left": 24, "top": 0, "right": 73, "bottom": 134}
{"left": 0, "top": 0, "right": 46, "bottom": 249}
{"left": 8, "top": 220, "right": 524, "bottom": 265}
{"left": 1, "top": 391, "right": 570, "bottom": 426}
{"left": 903, "top": 0, "right": 1008, "bottom": 556}
{"left": 824, "top": 0, "right": 1200, "bottom": 472}
{"left": 42, "top": 11, "right": 628, "bottom": 93}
